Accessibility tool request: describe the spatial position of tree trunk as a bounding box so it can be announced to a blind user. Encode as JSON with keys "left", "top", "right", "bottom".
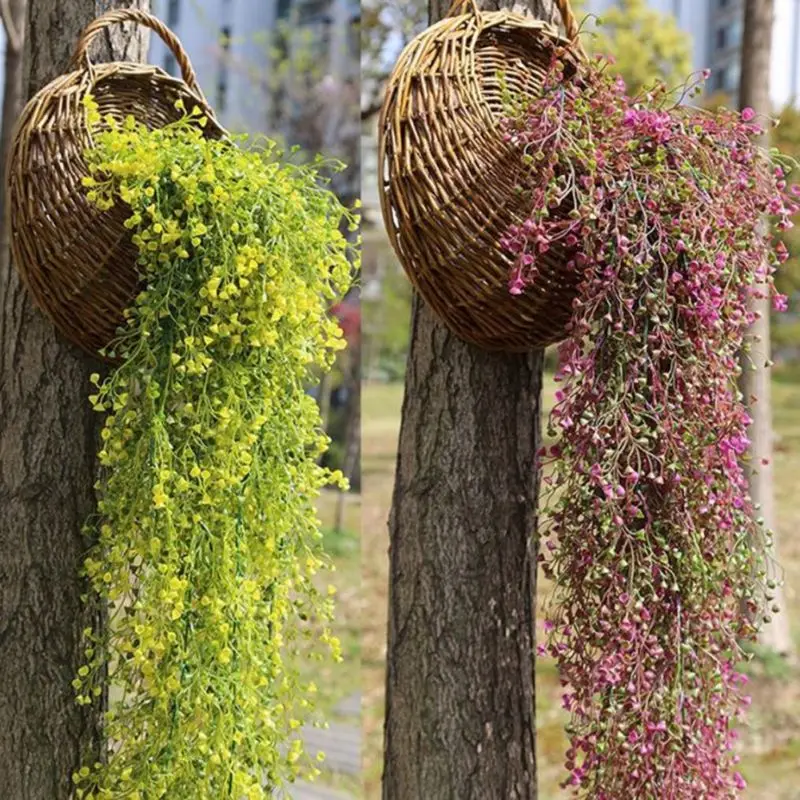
{"left": 0, "top": 0, "right": 26, "bottom": 286}
{"left": 0, "top": 2, "right": 148, "bottom": 797}
{"left": 739, "top": 0, "right": 793, "bottom": 656}
{"left": 342, "top": 326, "right": 361, "bottom": 491}
{"left": 335, "top": 333, "right": 361, "bottom": 532}
{"left": 382, "top": 5, "right": 557, "bottom": 797}
{"left": 318, "top": 370, "right": 333, "bottom": 442}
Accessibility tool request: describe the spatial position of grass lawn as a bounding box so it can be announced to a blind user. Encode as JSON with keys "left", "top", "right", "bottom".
{"left": 361, "top": 372, "right": 800, "bottom": 799}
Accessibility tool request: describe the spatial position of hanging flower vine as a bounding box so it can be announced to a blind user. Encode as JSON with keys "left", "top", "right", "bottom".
{"left": 501, "top": 54, "right": 794, "bottom": 797}
{"left": 72, "top": 98, "right": 357, "bottom": 799}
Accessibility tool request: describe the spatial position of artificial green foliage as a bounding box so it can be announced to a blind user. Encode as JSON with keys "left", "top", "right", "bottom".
{"left": 72, "top": 96, "right": 357, "bottom": 799}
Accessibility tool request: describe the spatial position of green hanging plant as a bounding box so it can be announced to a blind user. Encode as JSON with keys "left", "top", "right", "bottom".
{"left": 72, "top": 96, "right": 357, "bottom": 799}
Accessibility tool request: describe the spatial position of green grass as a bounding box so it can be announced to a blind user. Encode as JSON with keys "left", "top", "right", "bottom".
{"left": 361, "top": 373, "right": 800, "bottom": 799}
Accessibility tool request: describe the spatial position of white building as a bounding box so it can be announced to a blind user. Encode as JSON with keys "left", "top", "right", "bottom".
{"left": 148, "top": 0, "right": 360, "bottom": 205}
{"left": 149, "top": 0, "right": 359, "bottom": 134}
{"left": 0, "top": 1, "right": 358, "bottom": 137}
{"left": 149, "top": 0, "right": 276, "bottom": 133}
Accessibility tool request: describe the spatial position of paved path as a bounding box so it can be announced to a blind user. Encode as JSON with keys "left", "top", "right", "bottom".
{"left": 300, "top": 721, "right": 360, "bottom": 776}
{"left": 332, "top": 691, "right": 361, "bottom": 718}
{"left": 284, "top": 692, "right": 362, "bottom": 799}
{"left": 281, "top": 781, "right": 353, "bottom": 800}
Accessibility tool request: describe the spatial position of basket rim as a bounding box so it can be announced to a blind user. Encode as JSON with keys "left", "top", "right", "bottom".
{"left": 6, "top": 59, "right": 226, "bottom": 157}
{"left": 379, "top": 7, "right": 576, "bottom": 140}
{"left": 422, "top": 7, "right": 571, "bottom": 49}
{"left": 377, "top": 5, "right": 576, "bottom": 237}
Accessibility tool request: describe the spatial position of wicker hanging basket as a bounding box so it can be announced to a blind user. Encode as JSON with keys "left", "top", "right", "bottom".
{"left": 6, "top": 9, "right": 225, "bottom": 356}
{"left": 378, "top": 0, "right": 586, "bottom": 352}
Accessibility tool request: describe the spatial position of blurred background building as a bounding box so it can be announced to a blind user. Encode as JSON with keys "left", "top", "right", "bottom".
{"left": 150, "top": 0, "right": 360, "bottom": 201}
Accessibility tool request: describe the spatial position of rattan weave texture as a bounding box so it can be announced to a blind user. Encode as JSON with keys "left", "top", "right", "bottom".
{"left": 6, "top": 9, "right": 224, "bottom": 355}
{"left": 379, "top": 0, "right": 585, "bottom": 351}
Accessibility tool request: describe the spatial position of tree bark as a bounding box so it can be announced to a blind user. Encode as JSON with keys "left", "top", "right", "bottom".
{"left": 0, "top": 0, "right": 26, "bottom": 286}
{"left": 739, "top": 0, "right": 793, "bottom": 656}
{"left": 335, "top": 332, "right": 361, "bottom": 532}
{"left": 382, "top": 5, "right": 557, "bottom": 797}
{"left": 342, "top": 322, "right": 361, "bottom": 491}
{"left": 0, "top": 2, "right": 148, "bottom": 797}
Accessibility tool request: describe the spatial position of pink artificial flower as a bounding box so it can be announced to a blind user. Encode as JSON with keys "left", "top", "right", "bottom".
{"left": 773, "top": 293, "right": 789, "bottom": 312}
{"left": 494, "top": 50, "right": 781, "bottom": 796}
{"left": 509, "top": 275, "right": 525, "bottom": 296}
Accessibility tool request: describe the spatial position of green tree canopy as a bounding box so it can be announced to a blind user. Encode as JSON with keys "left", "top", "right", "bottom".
{"left": 575, "top": 0, "right": 692, "bottom": 94}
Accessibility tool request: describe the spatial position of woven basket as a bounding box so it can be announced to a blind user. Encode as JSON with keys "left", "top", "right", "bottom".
{"left": 378, "top": 0, "right": 586, "bottom": 352}
{"left": 6, "top": 9, "right": 225, "bottom": 356}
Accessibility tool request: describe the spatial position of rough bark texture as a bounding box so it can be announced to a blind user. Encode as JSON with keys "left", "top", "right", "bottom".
{"left": 739, "top": 0, "right": 793, "bottom": 656}
{"left": 0, "top": 2, "right": 148, "bottom": 797}
{"left": 431, "top": 0, "right": 559, "bottom": 18}
{"left": 335, "top": 332, "right": 361, "bottom": 532}
{"left": 382, "top": 5, "right": 557, "bottom": 796}
{"left": 342, "top": 325, "right": 361, "bottom": 491}
{"left": 0, "top": 0, "right": 26, "bottom": 285}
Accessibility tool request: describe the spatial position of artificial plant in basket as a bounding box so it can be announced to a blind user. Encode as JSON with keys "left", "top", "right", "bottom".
{"left": 71, "top": 98, "right": 358, "bottom": 799}
{"left": 502, "top": 53, "right": 794, "bottom": 797}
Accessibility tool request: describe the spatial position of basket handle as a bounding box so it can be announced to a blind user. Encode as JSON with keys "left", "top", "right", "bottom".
{"left": 447, "top": 0, "right": 481, "bottom": 16}
{"left": 555, "top": 0, "right": 581, "bottom": 45}
{"left": 447, "top": 0, "right": 583, "bottom": 50}
{"left": 69, "top": 9, "right": 206, "bottom": 102}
